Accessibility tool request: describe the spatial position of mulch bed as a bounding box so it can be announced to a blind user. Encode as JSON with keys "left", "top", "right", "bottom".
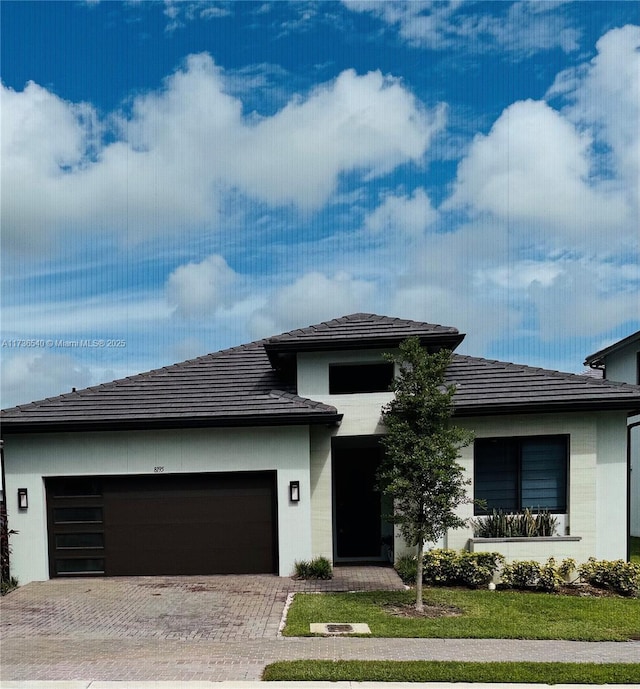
{"left": 383, "top": 602, "right": 464, "bottom": 618}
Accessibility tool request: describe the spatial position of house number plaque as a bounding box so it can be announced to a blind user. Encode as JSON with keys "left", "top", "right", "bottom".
{"left": 153, "top": 466, "right": 165, "bottom": 473}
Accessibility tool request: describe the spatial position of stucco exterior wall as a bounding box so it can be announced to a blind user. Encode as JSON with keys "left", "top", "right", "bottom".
{"left": 631, "top": 420, "right": 640, "bottom": 538}
{"left": 450, "top": 412, "right": 628, "bottom": 562}
{"left": 301, "top": 349, "right": 393, "bottom": 560}
{"left": 600, "top": 341, "right": 639, "bottom": 539}
{"left": 603, "top": 344, "right": 638, "bottom": 385}
{"left": 3, "top": 425, "right": 312, "bottom": 584}
{"left": 301, "top": 346, "right": 629, "bottom": 564}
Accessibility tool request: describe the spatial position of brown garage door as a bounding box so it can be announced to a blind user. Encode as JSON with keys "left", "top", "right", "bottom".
{"left": 46, "top": 472, "right": 277, "bottom": 577}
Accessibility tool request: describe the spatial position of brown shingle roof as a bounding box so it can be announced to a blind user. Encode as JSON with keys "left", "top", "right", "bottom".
{"left": 448, "top": 354, "right": 640, "bottom": 415}
{"left": 3, "top": 314, "right": 640, "bottom": 432}
{"left": 1, "top": 340, "right": 341, "bottom": 431}
{"left": 264, "top": 313, "right": 464, "bottom": 364}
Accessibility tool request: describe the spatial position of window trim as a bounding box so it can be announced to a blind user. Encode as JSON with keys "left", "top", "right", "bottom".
{"left": 473, "top": 434, "right": 569, "bottom": 515}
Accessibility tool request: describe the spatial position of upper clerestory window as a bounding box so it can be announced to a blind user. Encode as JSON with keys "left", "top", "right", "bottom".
{"left": 329, "top": 362, "right": 394, "bottom": 394}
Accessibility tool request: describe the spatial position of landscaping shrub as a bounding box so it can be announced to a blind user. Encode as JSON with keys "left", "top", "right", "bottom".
{"left": 500, "top": 557, "right": 565, "bottom": 592}
{"left": 293, "top": 556, "right": 332, "bottom": 580}
{"left": 472, "top": 508, "right": 558, "bottom": 538}
{"left": 395, "top": 554, "right": 418, "bottom": 584}
{"left": 578, "top": 558, "right": 640, "bottom": 597}
{"left": 395, "top": 550, "right": 503, "bottom": 588}
{"left": 0, "top": 576, "right": 19, "bottom": 596}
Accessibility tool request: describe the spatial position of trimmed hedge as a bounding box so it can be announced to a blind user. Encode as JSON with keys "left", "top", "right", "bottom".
{"left": 396, "top": 549, "right": 504, "bottom": 588}
{"left": 395, "top": 551, "right": 640, "bottom": 597}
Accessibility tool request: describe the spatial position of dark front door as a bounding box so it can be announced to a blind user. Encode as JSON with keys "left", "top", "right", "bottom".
{"left": 333, "top": 440, "right": 385, "bottom": 560}
{"left": 46, "top": 472, "right": 277, "bottom": 577}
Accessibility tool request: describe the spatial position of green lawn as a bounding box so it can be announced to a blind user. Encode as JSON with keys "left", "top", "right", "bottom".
{"left": 283, "top": 588, "right": 640, "bottom": 641}
{"left": 262, "top": 660, "right": 640, "bottom": 683}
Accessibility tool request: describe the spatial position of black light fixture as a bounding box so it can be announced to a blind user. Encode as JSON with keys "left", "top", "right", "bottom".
{"left": 289, "top": 480, "right": 300, "bottom": 503}
{"left": 18, "top": 488, "right": 28, "bottom": 509}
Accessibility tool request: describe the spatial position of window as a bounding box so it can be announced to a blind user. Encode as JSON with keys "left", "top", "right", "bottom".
{"left": 329, "top": 362, "right": 394, "bottom": 394}
{"left": 474, "top": 435, "right": 568, "bottom": 514}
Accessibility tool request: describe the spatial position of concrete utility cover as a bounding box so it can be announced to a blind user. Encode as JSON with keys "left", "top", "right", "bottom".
{"left": 309, "top": 622, "right": 371, "bottom": 634}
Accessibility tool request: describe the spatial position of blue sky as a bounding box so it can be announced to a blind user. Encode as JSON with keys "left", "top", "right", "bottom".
{"left": 2, "top": 1, "right": 639, "bottom": 408}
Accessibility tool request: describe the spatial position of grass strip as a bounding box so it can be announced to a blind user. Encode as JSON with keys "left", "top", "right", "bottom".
{"left": 262, "top": 660, "right": 640, "bottom": 683}
{"left": 283, "top": 589, "right": 640, "bottom": 640}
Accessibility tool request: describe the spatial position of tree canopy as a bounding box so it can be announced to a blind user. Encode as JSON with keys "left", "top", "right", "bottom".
{"left": 378, "top": 337, "right": 474, "bottom": 608}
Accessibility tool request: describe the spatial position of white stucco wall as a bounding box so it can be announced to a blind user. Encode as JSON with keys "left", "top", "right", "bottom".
{"left": 301, "top": 345, "right": 630, "bottom": 565}
{"left": 448, "top": 412, "right": 628, "bottom": 562}
{"left": 603, "top": 344, "right": 638, "bottom": 385}
{"left": 300, "top": 349, "right": 394, "bottom": 560}
{"left": 594, "top": 412, "right": 629, "bottom": 558}
{"left": 3, "top": 425, "right": 313, "bottom": 584}
{"left": 600, "top": 341, "right": 639, "bottom": 540}
{"left": 629, "top": 419, "right": 640, "bottom": 537}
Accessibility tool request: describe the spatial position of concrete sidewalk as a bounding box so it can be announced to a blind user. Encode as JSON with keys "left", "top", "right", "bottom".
{"left": 1, "top": 682, "right": 639, "bottom": 688}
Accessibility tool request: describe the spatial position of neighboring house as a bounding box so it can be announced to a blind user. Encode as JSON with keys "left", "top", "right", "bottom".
{"left": 2, "top": 313, "right": 640, "bottom": 585}
{"left": 585, "top": 331, "right": 640, "bottom": 539}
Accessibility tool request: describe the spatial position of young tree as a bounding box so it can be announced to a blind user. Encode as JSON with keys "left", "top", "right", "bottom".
{"left": 378, "top": 337, "right": 474, "bottom": 611}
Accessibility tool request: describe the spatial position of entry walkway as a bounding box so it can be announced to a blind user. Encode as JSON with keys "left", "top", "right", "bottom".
{"left": 0, "top": 567, "right": 638, "bottom": 683}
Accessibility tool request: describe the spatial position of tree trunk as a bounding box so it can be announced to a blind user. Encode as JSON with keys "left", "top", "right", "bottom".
{"left": 415, "top": 538, "right": 424, "bottom": 612}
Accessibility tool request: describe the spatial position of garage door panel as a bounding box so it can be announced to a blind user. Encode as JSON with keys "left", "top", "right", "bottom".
{"left": 46, "top": 472, "right": 277, "bottom": 577}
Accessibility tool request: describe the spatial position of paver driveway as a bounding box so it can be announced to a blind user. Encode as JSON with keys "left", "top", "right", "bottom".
{"left": 2, "top": 567, "right": 638, "bottom": 682}
{"left": 0, "top": 566, "right": 404, "bottom": 681}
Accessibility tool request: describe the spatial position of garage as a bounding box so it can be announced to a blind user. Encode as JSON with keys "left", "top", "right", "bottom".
{"left": 45, "top": 472, "right": 278, "bottom": 577}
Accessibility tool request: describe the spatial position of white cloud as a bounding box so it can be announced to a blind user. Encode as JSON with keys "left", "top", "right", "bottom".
{"left": 2, "top": 294, "right": 171, "bottom": 337}
{"left": 548, "top": 25, "right": 640, "bottom": 215}
{"left": 249, "top": 271, "right": 377, "bottom": 339}
{"left": 344, "top": 1, "right": 580, "bottom": 55}
{"left": 1, "top": 352, "right": 94, "bottom": 408}
{"left": 166, "top": 254, "right": 239, "bottom": 318}
{"left": 364, "top": 188, "right": 437, "bottom": 238}
{"left": 475, "top": 260, "right": 564, "bottom": 291}
{"left": 2, "top": 56, "right": 444, "bottom": 251}
{"left": 528, "top": 259, "right": 640, "bottom": 340}
{"left": 443, "top": 99, "right": 629, "bottom": 242}
{"left": 238, "top": 70, "right": 445, "bottom": 210}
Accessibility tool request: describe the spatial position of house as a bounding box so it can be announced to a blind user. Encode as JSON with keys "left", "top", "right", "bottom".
{"left": 2, "top": 313, "right": 640, "bottom": 585}
{"left": 585, "top": 331, "right": 640, "bottom": 538}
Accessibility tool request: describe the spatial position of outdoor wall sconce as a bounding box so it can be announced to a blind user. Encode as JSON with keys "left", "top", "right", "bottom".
{"left": 289, "top": 480, "right": 300, "bottom": 503}
{"left": 18, "top": 488, "right": 28, "bottom": 509}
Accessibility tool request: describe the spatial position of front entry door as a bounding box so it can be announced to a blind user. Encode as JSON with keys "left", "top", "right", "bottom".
{"left": 333, "top": 440, "right": 386, "bottom": 560}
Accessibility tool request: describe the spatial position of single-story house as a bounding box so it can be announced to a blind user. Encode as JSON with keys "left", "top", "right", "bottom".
{"left": 584, "top": 330, "right": 640, "bottom": 537}
{"left": 2, "top": 313, "right": 640, "bottom": 584}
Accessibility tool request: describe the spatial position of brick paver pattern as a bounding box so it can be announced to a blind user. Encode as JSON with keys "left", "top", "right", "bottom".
{"left": 1, "top": 566, "right": 638, "bottom": 682}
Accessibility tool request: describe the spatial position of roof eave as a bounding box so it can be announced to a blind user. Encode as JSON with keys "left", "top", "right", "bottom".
{"left": 454, "top": 401, "right": 640, "bottom": 417}
{"left": 0, "top": 411, "right": 344, "bottom": 434}
{"left": 584, "top": 331, "right": 640, "bottom": 367}
{"left": 265, "top": 333, "right": 465, "bottom": 367}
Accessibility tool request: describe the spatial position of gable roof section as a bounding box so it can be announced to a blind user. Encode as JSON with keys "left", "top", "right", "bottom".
{"left": 1, "top": 340, "right": 342, "bottom": 432}
{"left": 584, "top": 330, "right": 640, "bottom": 368}
{"left": 2, "top": 314, "right": 640, "bottom": 432}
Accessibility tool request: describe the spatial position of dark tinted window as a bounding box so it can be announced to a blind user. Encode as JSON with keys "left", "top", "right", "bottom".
{"left": 474, "top": 436, "right": 567, "bottom": 514}
{"left": 55, "top": 533, "right": 104, "bottom": 549}
{"left": 53, "top": 507, "right": 103, "bottom": 523}
{"left": 55, "top": 558, "right": 105, "bottom": 574}
{"left": 329, "top": 363, "right": 394, "bottom": 394}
